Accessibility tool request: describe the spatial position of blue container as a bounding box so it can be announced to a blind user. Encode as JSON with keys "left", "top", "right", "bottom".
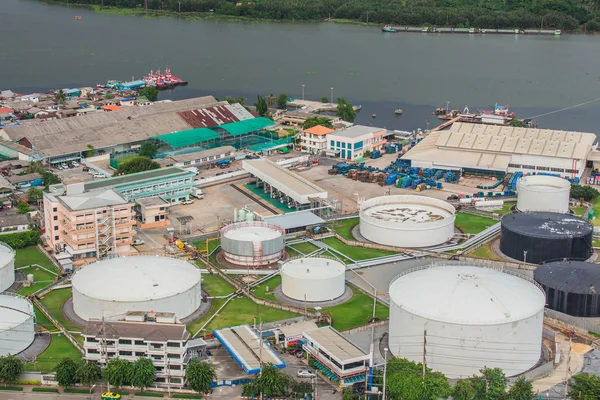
{"left": 437, "top": 182, "right": 443, "bottom": 189}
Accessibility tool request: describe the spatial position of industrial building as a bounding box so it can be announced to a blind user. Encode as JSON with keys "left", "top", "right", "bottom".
{"left": 402, "top": 122, "right": 597, "bottom": 179}
{"left": 156, "top": 146, "right": 236, "bottom": 169}
{"left": 359, "top": 195, "right": 456, "bottom": 248}
{"left": 72, "top": 256, "right": 202, "bottom": 321}
{"left": 243, "top": 159, "right": 328, "bottom": 209}
{"left": 213, "top": 324, "right": 286, "bottom": 374}
{"left": 43, "top": 183, "right": 136, "bottom": 264}
{"left": 302, "top": 326, "right": 369, "bottom": 386}
{"left": 262, "top": 210, "right": 325, "bottom": 236}
{"left": 388, "top": 263, "right": 545, "bottom": 378}
{"left": 280, "top": 257, "right": 346, "bottom": 302}
{"left": 516, "top": 175, "right": 571, "bottom": 213}
{"left": 534, "top": 260, "right": 600, "bottom": 317}
{"left": 219, "top": 221, "right": 285, "bottom": 267}
{"left": 326, "top": 125, "right": 387, "bottom": 160}
{"left": 0, "top": 243, "right": 15, "bottom": 293}
{"left": 135, "top": 197, "right": 170, "bottom": 229}
{"left": 500, "top": 212, "right": 593, "bottom": 264}
{"left": 0, "top": 293, "right": 35, "bottom": 356}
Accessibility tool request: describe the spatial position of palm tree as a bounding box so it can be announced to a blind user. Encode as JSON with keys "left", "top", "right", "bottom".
{"left": 237, "top": 96, "right": 247, "bottom": 107}
{"left": 57, "top": 89, "right": 66, "bottom": 104}
{"left": 266, "top": 93, "right": 276, "bottom": 107}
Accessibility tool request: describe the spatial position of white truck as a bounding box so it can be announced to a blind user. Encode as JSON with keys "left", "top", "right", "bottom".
{"left": 191, "top": 188, "right": 204, "bottom": 199}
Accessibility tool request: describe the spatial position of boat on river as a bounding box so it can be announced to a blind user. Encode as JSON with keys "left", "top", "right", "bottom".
{"left": 142, "top": 68, "right": 188, "bottom": 90}
{"left": 382, "top": 26, "right": 397, "bottom": 33}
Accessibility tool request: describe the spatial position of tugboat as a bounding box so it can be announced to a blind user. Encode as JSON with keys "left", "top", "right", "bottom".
{"left": 382, "top": 26, "right": 397, "bottom": 33}
{"left": 142, "top": 68, "right": 188, "bottom": 90}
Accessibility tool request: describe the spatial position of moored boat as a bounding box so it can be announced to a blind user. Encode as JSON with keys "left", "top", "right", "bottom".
{"left": 382, "top": 26, "right": 397, "bottom": 33}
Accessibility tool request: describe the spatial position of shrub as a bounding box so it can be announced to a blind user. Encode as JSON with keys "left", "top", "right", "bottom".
{"left": 32, "top": 388, "right": 59, "bottom": 393}
{"left": 0, "top": 230, "right": 41, "bottom": 249}
{"left": 134, "top": 392, "right": 164, "bottom": 397}
{"left": 0, "top": 386, "right": 23, "bottom": 391}
{"left": 64, "top": 388, "right": 92, "bottom": 394}
{"left": 18, "top": 380, "right": 41, "bottom": 385}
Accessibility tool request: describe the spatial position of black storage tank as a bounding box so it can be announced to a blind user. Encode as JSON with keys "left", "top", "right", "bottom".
{"left": 534, "top": 261, "right": 600, "bottom": 317}
{"left": 500, "top": 212, "right": 593, "bottom": 264}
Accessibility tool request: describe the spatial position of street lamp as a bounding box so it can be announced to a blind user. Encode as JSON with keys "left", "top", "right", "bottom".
{"left": 523, "top": 250, "right": 528, "bottom": 264}
{"left": 302, "top": 84, "right": 305, "bottom": 101}
{"left": 382, "top": 348, "right": 389, "bottom": 400}
{"left": 446, "top": 100, "right": 450, "bottom": 114}
{"left": 330, "top": 87, "right": 334, "bottom": 104}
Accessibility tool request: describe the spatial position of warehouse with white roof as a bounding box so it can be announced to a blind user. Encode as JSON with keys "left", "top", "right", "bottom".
{"left": 402, "top": 122, "right": 597, "bottom": 179}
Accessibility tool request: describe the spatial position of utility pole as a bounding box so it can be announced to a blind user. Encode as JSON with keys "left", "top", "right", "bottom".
{"left": 563, "top": 334, "right": 572, "bottom": 400}
{"left": 167, "top": 359, "right": 171, "bottom": 398}
{"left": 259, "top": 319, "right": 263, "bottom": 400}
{"left": 382, "top": 348, "right": 388, "bottom": 400}
{"left": 102, "top": 317, "right": 111, "bottom": 392}
{"left": 422, "top": 329, "right": 427, "bottom": 380}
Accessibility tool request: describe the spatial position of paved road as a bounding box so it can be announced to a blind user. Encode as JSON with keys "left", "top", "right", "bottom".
{"left": 280, "top": 352, "right": 342, "bottom": 400}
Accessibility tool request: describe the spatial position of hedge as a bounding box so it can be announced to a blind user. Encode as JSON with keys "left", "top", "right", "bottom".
{"left": 17, "top": 379, "right": 41, "bottom": 385}
{"left": 32, "top": 388, "right": 59, "bottom": 393}
{"left": 173, "top": 395, "right": 202, "bottom": 399}
{"left": 134, "top": 393, "right": 164, "bottom": 397}
{"left": 0, "top": 386, "right": 23, "bottom": 391}
{"left": 0, "top": 229, "right": 41, "bottom": 249}
{"left": 64, "top": 388, "right": 92, "bottom": 394}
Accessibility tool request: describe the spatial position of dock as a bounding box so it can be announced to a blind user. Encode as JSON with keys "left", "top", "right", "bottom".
{"left": 388, "top": 26, "right": 561, "bottom": 35}
{"left": 287, "top": 99, "right": 361, "bottom": 113}
{"left": 433, "top": 116, "right": 460, "bottom": 131}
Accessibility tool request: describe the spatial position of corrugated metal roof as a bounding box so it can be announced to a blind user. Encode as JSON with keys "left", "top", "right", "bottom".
{"left": 216, "top": 117, "right": 276, "bottom": 137}
{"left": 303, "top": 326, "right": 368, "bottom": 362}
{"left": 152, "top": 128, "right": 221, "bottom": 149}
{"left": 263, "top": 210, "right": 324, "bottom": 230}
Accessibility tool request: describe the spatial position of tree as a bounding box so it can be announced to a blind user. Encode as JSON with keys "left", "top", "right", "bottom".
{"left": 266, "top": 93, "right": 276, "bottom": 107}
{"left": 302, "top": 116, "right": 333, "bottom": 130}
{"left": 185, "top": 359, "right": 216, "bottom": 395}
{"left": 570, "top": 184, "right": 599, "bottom": 202}
{"left": 384, "top": 358, "right": 451, "bottom": 400}
{"left": 27, "top": 187, "right": 43, "bottom": 204}
{"left": 252, "top": 363, "right": 288, "bottom": 397}
{"left": 56, "top": 358, "right": 79, "bottom": 389}
{"left": 255, "top": 95, "right": 268, "bottom": 117}
{"left": 569, "top": 373, "right": 600, "bottom": 400}
{"left": 453, "top": 378, "right": 476, "bottom": 400}
{"left": 321, "top": 96, "right": 329, "bottom": 103}
{"left": 224, "top": 96, "right": 236, "bottom": 104}
{"left": 277, "top": 93, "right": 288, "bottom": 109}
{"left": 470, "top": 367, "right": 508, "bottom": 400}
{"left": 115, "top": 156, "right": 160, "bottom": 176}
{"left": 86, "top": 144, "right": 97, "bottom": 157}
{"left": 336, "top": 97, "right": 356, "bottom": 122}
{"left": 57, "top": 89, "right": 65, "bottom": 104}
{"left": 290, "top": 381, "right": 313, "bottom": 398}
{"left": 138, "top": 86, "right": 159, "bottom": 102}
{"left": 139, "top": 141, "right": 157, "bottom": 158}
{"left": 105, "top": 93, "right": 115, "bottom": 100}
{"left": 0, "top": 355, "right": 24, "bottom": 385}
{"left": 42, "top": 172, "right": 60, "bottom": 189}
{"left": 26, "top": 160, "right": 44, "bottom": 174}
{"left": 17, "top": 200, "right": 32, "bottom": 215}
{"left": 508, "top": 376, "right": 534, "bottom": 400}
{"left": 509, "top": 119, "right": 525, "bottom": 127}
{"left": 76, "top": 361, "right": 101, "bottom": 388}
{"left": 103, "top": 358, "right": 131, "bottom": 389}
{"left": 237, "top": 96, "right": 247, "bottom": 106}
{"left": 129, "top": 357, "right": 156, "bottom": 391}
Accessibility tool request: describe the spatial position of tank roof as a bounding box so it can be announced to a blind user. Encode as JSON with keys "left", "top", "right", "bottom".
{"left": 389, "top": 265, "right": 545, "bottom": 325}
{"left": 362, "top": 203, "right": 452, "bottom": 224}
{"left": 72, "top": 256, "right": 201, "bottom": 302}
{"left": 535, "top": 261, "right": 600, "bottom": 294}
{"left": 518, "top": 175, "right": 571, "bottom": 189}
{"left": 282, "top": 257, "right": 345, "bottom": 279}
{"left": 0, "top": 294, "right": 33, "bottom": 331}
{"left": 501, "top": 212, "right": 592, "bottom": 238}
{"left": 223, "top": 225, "right": 282, "bottom": 241}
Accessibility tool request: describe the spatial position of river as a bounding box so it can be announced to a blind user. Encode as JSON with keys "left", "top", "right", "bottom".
{"left": 1, "top": 0, "right": 600, "bottom": 132}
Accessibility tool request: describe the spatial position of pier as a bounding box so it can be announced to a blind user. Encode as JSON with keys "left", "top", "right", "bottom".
{"left": 388, "top": 26, "right": 561, "bottom": 35}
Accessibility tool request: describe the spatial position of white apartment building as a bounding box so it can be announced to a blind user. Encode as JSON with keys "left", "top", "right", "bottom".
{"left": 326, "top": 125, "right": 387, "bottom": 160}
{"left": 300, "top": 125, "right": 336, "bottom": 154}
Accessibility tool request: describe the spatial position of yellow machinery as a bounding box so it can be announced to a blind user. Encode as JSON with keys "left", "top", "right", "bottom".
{"left": 199, "top": 237, "right": 219, "bottom": 254}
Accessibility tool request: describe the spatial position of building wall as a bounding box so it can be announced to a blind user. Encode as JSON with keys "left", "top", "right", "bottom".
{"left": 139, "top": 204, "right": 169, "bottom": 229}
{"left": 326, "top": 129, "right": 387, "bottom": 160}
{"left": 300, "top": 133, "right": 328, "bottom": 154}
{"left": 115, "top": 175, "right": 195, "bottom": 205}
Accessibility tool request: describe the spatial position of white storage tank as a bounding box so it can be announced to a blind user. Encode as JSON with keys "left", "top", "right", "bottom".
{"left": 280, "top": 257, "right": 345, "bottom": 302}
{"left": 72, "top": 256, "right": 202, "bottom": 321}
{"left": 517, "top": 175, "right": 570, "bottom": 213}
{"left": 388, "top": 263, "right": 545, "bottom": 378}
{"left": 359, "top": 195, "right": 455, "bottom": 247}
{"left": 0, "top": 293, "right": 35, "bottom": 356}
{"left": 0, "top": 242, "right": 15, "bottom": 293}
{"left": 220, "top": 222, "right": 285, "bottom": 267}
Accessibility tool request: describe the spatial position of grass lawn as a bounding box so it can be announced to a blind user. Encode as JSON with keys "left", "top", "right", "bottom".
{"left": 325, "top": 287, "right": 389, "bottom": 331}
{"left": 194, "top": 238, "right": 220, "bottom": 254}
{"left": 495, "top": 201, "right": 515, "bottom": 215}
{"left": 572, "top": 206, "right": 587, "bottom": 217}
{"left": 187, "top": 297, "right": 299, "bottom": 336}
{"left": 34, "top": 304, "right": 57, "bottom": 331}
{"left": 454, "top": 212, "right": 498, "bottom": 235}
{"left": 201, "top": 274, "right": 235, "bottom": 297}
{"left": 321, "top": 238, "right": 396, "bottom": 262}
{"left": 24, "top": 334, "right": 82, "bottom": 373}
{"left": 328, "top": 218, "right": 359, "bottom": 241}
{"left": 252, "top": 276, "right": 281, "bottom": 302}
{"left": 467, "top": 242, "right": 503, "bottom": 261}
{"left": 286, "top": 247, "right": 301, "bottom": 258}
{"left": 593, "top": 240, "right": 600, "bottom": 248}
{"left": 288, "top": 242, "right": 320, "bottom": 256}
{"left": 592, "top": 196, "right": 600, "bottom": 226}
{"left": 15, "top": 247, "right": 59, "bottom": 296}
{"left": 39, "top": 288, "right": 81, "bottom": 333}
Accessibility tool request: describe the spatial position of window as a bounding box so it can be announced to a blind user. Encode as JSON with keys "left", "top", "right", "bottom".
{"left": 119, "top": 339, "right": 132, "bottom": 345}
{"left": 170, "top": 365, "right": 181, "bottom": 370}
{"left": 167, "top": 342, "right": 181, "bottom": 348}
{"left": 167, "top": 353, "right": 180, "bottom": 359}
{"left": 184, "top": 161, "right": 191, "bottom": 166}
{"left": 87, "top": 349, "right": 99, "bottom": 354}
{"left": 336, "top": 141, "right": 340, "bottom": 148}
{"left": 170, "top": 378, "right": 182, "bottom": 384}
{"left": 341, "top": 142, "right": 346, "bottom": 149}
{"left": 155, "top": 216, "right": 160, "bottom": 222}
{"left": 536, "top": 166, "right": 550, "bottom": 171}
{"left": 53, "top": 216, "right": 58, "bottom": 221}
{"left": 135, "top": 352, "right": 146, "bottom": 357}
{"left": 53, "top": 207, "right": 57, "bottom": 212}
{"left": 330, "top": 140, "right": 334, "bottom": 147}
{"left": 86, "top": 337, "right": 97, "bottom": 343}
{"left": 55, "top": 236, "right": 59, "bottom": 241}
{"left": 551, "top": 167, "right": 565, "bottom": 172}
{"left": 354, "top": 141, "right": 363, "bottom": 150}
{"left": 54, "top": 226, "right": 58, "bottom": 231}
{"left": 119, "top": 351, "right": 133, "bottom": 356}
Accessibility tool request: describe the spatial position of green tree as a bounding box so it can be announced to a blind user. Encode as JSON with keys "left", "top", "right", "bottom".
{"left": 255, "top": 95, "right": 268, "bottom": 117}
{"left": 277, "top": 93, "right": 288, "bottom": 109}
{"left": 17, "top": 200, "right": 32, "bottom": 215}
{"left": 76, "top": 361, "right": 102, "bottom": 388}
{"left": 138, "top": 86, "right": 159, "bottom": 102}
{"left": 185, "top": 359, "right": 216, "bottom": 395}
{"left": 290, "top": 381, "right": 313, "bottom": 398}
{"left": 224, "top": 96, "right": 236, "bottom": 104}
{"left": 27, "top": 187, "right": 43, "bottom": 204}
{"left": 115, "top": 156, "right": 160, "bottom": 176}
{"left": 453, "top": 378, "right": 476, "bottom": 400}
{"left": 26, "top": 160, "right": 44, "bottom": 174}
{"left": 510, "top": 119, "right": 525, "bottom": 127}
{"left": 103, "top": 358, "right": 131, "bottom": 389}
{"left": 302, "top": 116, "right": 333, "bottom": 130}
{"left": 508, "top": 376, "right": 534, "bottom": 400}
{"left": 42, "top": 172, "right": 60, "bottom": 189}
{"left": 266, "top": 93, "right": 276, "bottom": 107}
{"left": 86, "top": 144, "right": 97, "bottom": 157}
{"left": 129, "top": 357, "right": 156, "bottom": 391}
{"left": 569, "top": 373, "right": 600, "bottom": 400}
{"left": 57, "top": 89, "right": 66, "bottom": 104}
{"left": 105, "top": 93, "right": 115, "bottom": 100}
{"left": 237, "top": 96, "right": 247, "bottom": 106}
{"left": 336, "top": 97, "right": 356, "bottom": 122}
{"left": 55, "top": 358, "right": 79, "bottom": 389}
{"left": 384, "top": 358, "right": 451, "bottom": 400}
{"left": 570, "top": 185, "right": 599, "bottom": 202}
{"left": 254, "top": 363, "right": 288, "bottom": 397}
{"left": 321, "top": 96, "right": 329, "bottom": 103}
{"left": 0, "top": 355, "right": 24, "bottom": 385}
{"left": 471, "top": 367, "right": 508, "bottom": 400}
{"left": 139, "top": 141, "right": 158, "bottom": 158}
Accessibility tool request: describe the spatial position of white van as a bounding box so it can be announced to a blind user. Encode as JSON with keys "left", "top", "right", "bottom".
{"left": 191, "top": 188, "right": 204, "bottom": 199}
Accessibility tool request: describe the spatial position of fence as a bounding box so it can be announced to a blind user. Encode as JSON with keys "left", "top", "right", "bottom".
{"left": 544, "top": 308, "right": 600, "bottom": 334}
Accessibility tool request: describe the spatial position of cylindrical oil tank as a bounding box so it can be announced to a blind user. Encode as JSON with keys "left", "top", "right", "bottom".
{"left": 359, "top": 195, "right": 455, "bottom": 247}
{"left": 500, "top": 212, "right": 593, "bottom": 264}
{"left": 72, "top": 256, "right": 202, "bottom": 321}
{"left": 534, "top": 260, "right": 600, "bottom": 317}
{"left": 220, "top": 222, "right": 285, "bottom": 267}
{"left": 0, "top": 293, "right": 35, "bottom": 356}
{"left": 389, "top": 263, "right": 545, "bottom": 378}
{"left": 0, "top": 242, "right": 15, "bottom": 293}
{"left": 517, "top": 175, "right": 570, "bottom": 213}
{"left": 280, "top": 257, "right": 345, "bottom": 302}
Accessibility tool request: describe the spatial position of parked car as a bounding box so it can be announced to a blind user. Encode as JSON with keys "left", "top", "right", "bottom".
{"left": 182, "top": 199, "right": 194, "bottom": 205}
{"left": 93, "top": 173, "right": 106, "bottom": 178}
{"left": 82, "top": 167, "right": 90, "bottom": 172}
{"left": 295, "top": 350, "right": 305, "bottom": 358}
{"left": 67, "top": 163, "right": 75, "bottom": 169}
{"left": 72, "top": 161, "right": 80, "bottom": 167}
{"left": 297, "top": 370, "right": 316, "bottom": 378}
{"left": 132, "top": 239, "right": 145, "bottom": 246}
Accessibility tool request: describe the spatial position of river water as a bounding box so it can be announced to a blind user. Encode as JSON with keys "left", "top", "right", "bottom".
{"left": 1, "top": 0, "right": 600, "bottom": 132}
